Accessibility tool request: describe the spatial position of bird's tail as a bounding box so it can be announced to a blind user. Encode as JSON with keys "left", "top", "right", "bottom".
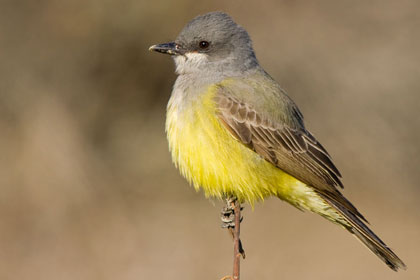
{"left": 319, "top": 194, "right": 406, "bottom": 271}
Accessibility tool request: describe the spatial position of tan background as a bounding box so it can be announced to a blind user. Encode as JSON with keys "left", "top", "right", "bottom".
{"left": 0, "top": 0, "right": 419, "bottom": 279}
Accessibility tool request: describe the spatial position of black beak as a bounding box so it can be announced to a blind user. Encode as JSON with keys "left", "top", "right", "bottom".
{"left": 149, "top": 42, "right": 180, "bottom": 55}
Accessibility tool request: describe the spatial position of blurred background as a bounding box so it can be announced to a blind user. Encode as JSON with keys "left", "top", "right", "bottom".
{"left": 0, "top": 0, "right": 419, "bottom": 279}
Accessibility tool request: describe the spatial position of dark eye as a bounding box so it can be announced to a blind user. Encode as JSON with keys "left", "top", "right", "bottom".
{"left": 199, "top": 41, "right": 210, "bottom": 49}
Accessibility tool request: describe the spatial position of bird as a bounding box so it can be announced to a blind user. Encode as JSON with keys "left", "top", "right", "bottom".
{"left": 149, "top": 11, "right": 406, "bottom": 271}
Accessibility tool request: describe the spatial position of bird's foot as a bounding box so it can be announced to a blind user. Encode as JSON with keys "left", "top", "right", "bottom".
{"left": 221, "top": 197, "right": 243, "bottom": 229}
{"left": 221, "top": 197, "right": 246, "bottom": 259}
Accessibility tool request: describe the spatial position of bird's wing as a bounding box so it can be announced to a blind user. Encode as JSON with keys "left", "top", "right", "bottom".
{"left": 215, "top": 87, "right": 366, "bottom": 221}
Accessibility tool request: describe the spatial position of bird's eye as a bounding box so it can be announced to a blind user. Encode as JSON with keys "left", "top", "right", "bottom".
{"left": 199, "top": 41, "right": 210, "bottom": 49}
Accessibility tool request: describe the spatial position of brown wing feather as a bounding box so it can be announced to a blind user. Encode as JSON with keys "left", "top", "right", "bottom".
{"left": 215, "top": 93, "right": 367, "bottom": 222}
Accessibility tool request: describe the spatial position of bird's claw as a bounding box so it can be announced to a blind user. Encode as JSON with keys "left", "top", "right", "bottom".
{"left": 221, "top": 198, "right": 244, "bottom": 228}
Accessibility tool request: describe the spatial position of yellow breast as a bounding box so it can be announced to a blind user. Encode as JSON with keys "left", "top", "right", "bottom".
{"left": 166, "top": 84, "right": 283, "bottom": 202}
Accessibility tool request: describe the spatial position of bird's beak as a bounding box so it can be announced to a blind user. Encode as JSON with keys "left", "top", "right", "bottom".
{"left": 149, "top": 42, "right": 180, "bottom": 55}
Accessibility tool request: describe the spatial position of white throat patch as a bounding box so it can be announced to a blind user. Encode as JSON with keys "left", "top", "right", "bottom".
{"left": 174, "top": 53, "right": 209, "bottom": 75}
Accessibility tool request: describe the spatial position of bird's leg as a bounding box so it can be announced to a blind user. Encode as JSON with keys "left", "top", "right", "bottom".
{"left": 220, "top": 197, "right": 245, "bottom": 280}
{"left": 221, "top": 197, "right": 237, "bottom": 228}
{"left": 220, "top": 197, "right": 244, "bottom": 228}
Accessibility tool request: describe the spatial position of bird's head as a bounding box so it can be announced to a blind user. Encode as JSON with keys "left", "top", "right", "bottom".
{"left": 149, "top": 12, "right": 258, "bottom": 75}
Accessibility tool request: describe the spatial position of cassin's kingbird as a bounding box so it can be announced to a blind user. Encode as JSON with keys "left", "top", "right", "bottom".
{"left": 149, "top": 12, "right": 406, "bottom": 271}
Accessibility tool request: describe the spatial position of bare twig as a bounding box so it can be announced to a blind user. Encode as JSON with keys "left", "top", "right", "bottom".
{"left": 221, "top": 198, "right": 245, "bottom": 280}
{"left": 232, "top": 199, "right": 241, "bottom": 280}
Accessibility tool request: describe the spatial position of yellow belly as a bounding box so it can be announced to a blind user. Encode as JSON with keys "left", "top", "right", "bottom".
{"left": 166, "top": 84, "right": 332, "bottom": 211}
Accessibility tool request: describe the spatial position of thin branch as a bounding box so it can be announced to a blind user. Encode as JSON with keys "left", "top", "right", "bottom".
{"left": 232, "top": 199, "right": 241, "bottom": 280}
{"left": 221, "top": 198, "right": 245, "bottom": 280}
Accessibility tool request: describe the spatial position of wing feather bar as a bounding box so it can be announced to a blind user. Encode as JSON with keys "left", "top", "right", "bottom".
{"left": 215, "top": 93, "right": 345, "bottom": 193}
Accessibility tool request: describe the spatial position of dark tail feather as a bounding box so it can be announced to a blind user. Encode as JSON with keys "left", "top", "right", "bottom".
{"left": 320, "top": 194, "right": 406, "bottom": 271}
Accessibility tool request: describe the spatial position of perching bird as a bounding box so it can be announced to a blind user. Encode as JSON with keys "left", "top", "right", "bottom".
{"left": 149, "top": 11, "right": 406, "bottom": 271}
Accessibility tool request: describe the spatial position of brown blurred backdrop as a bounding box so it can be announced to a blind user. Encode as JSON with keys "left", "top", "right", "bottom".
{"left": 0, "top": 0, "right": 419, "bottom": 279}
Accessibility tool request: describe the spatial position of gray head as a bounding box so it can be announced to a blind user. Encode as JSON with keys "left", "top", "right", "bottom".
{"left": 149, "top": 12, "right": 259, "bottom": 75}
